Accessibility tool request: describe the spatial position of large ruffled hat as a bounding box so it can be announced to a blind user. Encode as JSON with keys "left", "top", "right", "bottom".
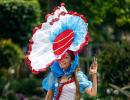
{"left": 25, "top": 3, "right": 90, "bottom": 74}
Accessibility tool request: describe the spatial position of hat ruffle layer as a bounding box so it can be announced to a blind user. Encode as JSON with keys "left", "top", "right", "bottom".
{"left": 25, "top": 4, "right": 90, "bottom": 74}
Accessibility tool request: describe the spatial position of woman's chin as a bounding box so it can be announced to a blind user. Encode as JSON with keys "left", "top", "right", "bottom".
{"left": 59, "top": 65, "right": 68, "bottom": 69}
{"left": 60, "top": 66, "right": 66, "bottom": 69}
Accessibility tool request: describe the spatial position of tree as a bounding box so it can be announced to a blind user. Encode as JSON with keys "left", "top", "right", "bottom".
{"left": 0, "top": 0, "right": 41, "bottom": 47}
{"left": 97, "top": 40, "right": 130, "bottom": 99}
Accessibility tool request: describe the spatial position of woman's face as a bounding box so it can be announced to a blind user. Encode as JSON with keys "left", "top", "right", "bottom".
{"left": 59, "top": 52, "right": 72, "bottom": 69}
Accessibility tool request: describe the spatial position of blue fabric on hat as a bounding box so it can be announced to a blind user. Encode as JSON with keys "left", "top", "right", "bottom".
{"left": 49, "top": 15, "right": 87, "bottom": 47}
{"left": 51, "top": 54, "right": 79, "bottom": 78}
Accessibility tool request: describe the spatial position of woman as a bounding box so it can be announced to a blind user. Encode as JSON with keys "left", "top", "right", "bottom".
{"left": 42, "top": 50, "right": 98, "bottom": 100}
{"left": 25, "top": 3, "right": 97, "bottom": 100}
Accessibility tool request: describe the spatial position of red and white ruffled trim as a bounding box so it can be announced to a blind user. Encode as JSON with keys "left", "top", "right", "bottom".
{"left": 25, "top": 3, "right": 90, "bottom": 74}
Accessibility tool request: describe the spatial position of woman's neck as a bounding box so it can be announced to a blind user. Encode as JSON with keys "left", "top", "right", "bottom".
{"left": 63, "top": 67, "right": 70, "bottom": 73}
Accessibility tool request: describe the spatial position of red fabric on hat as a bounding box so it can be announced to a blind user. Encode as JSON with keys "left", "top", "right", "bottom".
{"left": 53, "top": 29, "right": 74, "bottom": 55}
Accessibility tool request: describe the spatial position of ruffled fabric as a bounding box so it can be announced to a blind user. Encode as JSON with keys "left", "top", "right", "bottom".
{"left": 42, "top": 72, "right": 56, "bottom": 90}
{"left": 77, "top": 71, "right": 92, "bottom": 93}
{"left": 25, "top": 3, "right": 90, "bottom": 74}
{"left": 51, "top": 55, "right": 79, "bottom": 78}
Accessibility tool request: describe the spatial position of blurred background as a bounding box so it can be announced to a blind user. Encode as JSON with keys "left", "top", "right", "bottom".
{"left": 0, "top": 0, "right": 130, "bottom": 100}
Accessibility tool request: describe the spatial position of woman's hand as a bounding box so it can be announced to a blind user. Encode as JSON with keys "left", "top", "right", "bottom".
{"left": 89, "top": 57, "right": 98, "bottom": 75}
{"left": 85, "top": 57, "right": 98, "bottom": 96}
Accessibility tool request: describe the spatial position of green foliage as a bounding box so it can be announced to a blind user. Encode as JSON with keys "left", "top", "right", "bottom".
{"left": 0, "top": 0, "right": 41, "bottom": 46}
{"left": 82, "top": 93, "right": 97, "bottom": 100}
{"left": 62, "top": 0, "right": 130, "bottom": 42}
{"left": 38, "top": 0, "right": 48, "bottom": 20}
{"left": 0, "top": 78, "right": 7, "bottom": 96}
{"left": 97, "top": 40, "right": 130, "bottom": 98}
{"left": 0, "top": 39, "right": 24, "bottom": 68}
{"left": 10, "top": 77, "right": 42, "bottom": 96}
{"left": 6, "top": 91, "right": 17, "bottom": 100}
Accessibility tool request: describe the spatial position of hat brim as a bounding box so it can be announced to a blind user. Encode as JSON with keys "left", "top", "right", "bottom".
{"left": 25, "top": 4, "right": 90, "bottom": 74}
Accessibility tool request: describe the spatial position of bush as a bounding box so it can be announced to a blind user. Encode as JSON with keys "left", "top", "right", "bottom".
{"left": 0, "top": 0, "right": 41, "bottom": 46}
{"left": 10, "top": 77, "right": 42, "bottom": 96}
{"left": 38, "top": 0, "right": 47, "bottom": 20}
{"left": 0, "top": 39, "right": 24, "bottom": 68}
{"left": 97, "top": 40, "right": 130, "bottom": 98}
{"left": 0, "top": 78, "right": 7, "bottom": 96}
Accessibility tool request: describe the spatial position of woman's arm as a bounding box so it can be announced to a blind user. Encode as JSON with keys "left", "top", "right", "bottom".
{"left": 45, "top": 90, "right": 53, "bottom": 100}
{"left": 85, "top": 58, "right": 98, "bottom": 96}
{"left": 85, "top": 73, "right": 97, "bottom": 96}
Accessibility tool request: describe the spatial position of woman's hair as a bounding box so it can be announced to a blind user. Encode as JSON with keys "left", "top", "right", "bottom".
{"left": 74, "top": 67, "right": 81, "bottom": 100}
{"left": 67, "top": 50, "right": 75, "bottom": 60}
{"left": 56, "top": 67, "right": 81, "bottom": 100}
{"left": 46, "top": 50, "right": 81, "bottom": 99}
{"left": 67, "top": 50, "right": 81, "bottom": 99}
{"left": 61, "top": 50, "right": 81, "bottom": 100}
